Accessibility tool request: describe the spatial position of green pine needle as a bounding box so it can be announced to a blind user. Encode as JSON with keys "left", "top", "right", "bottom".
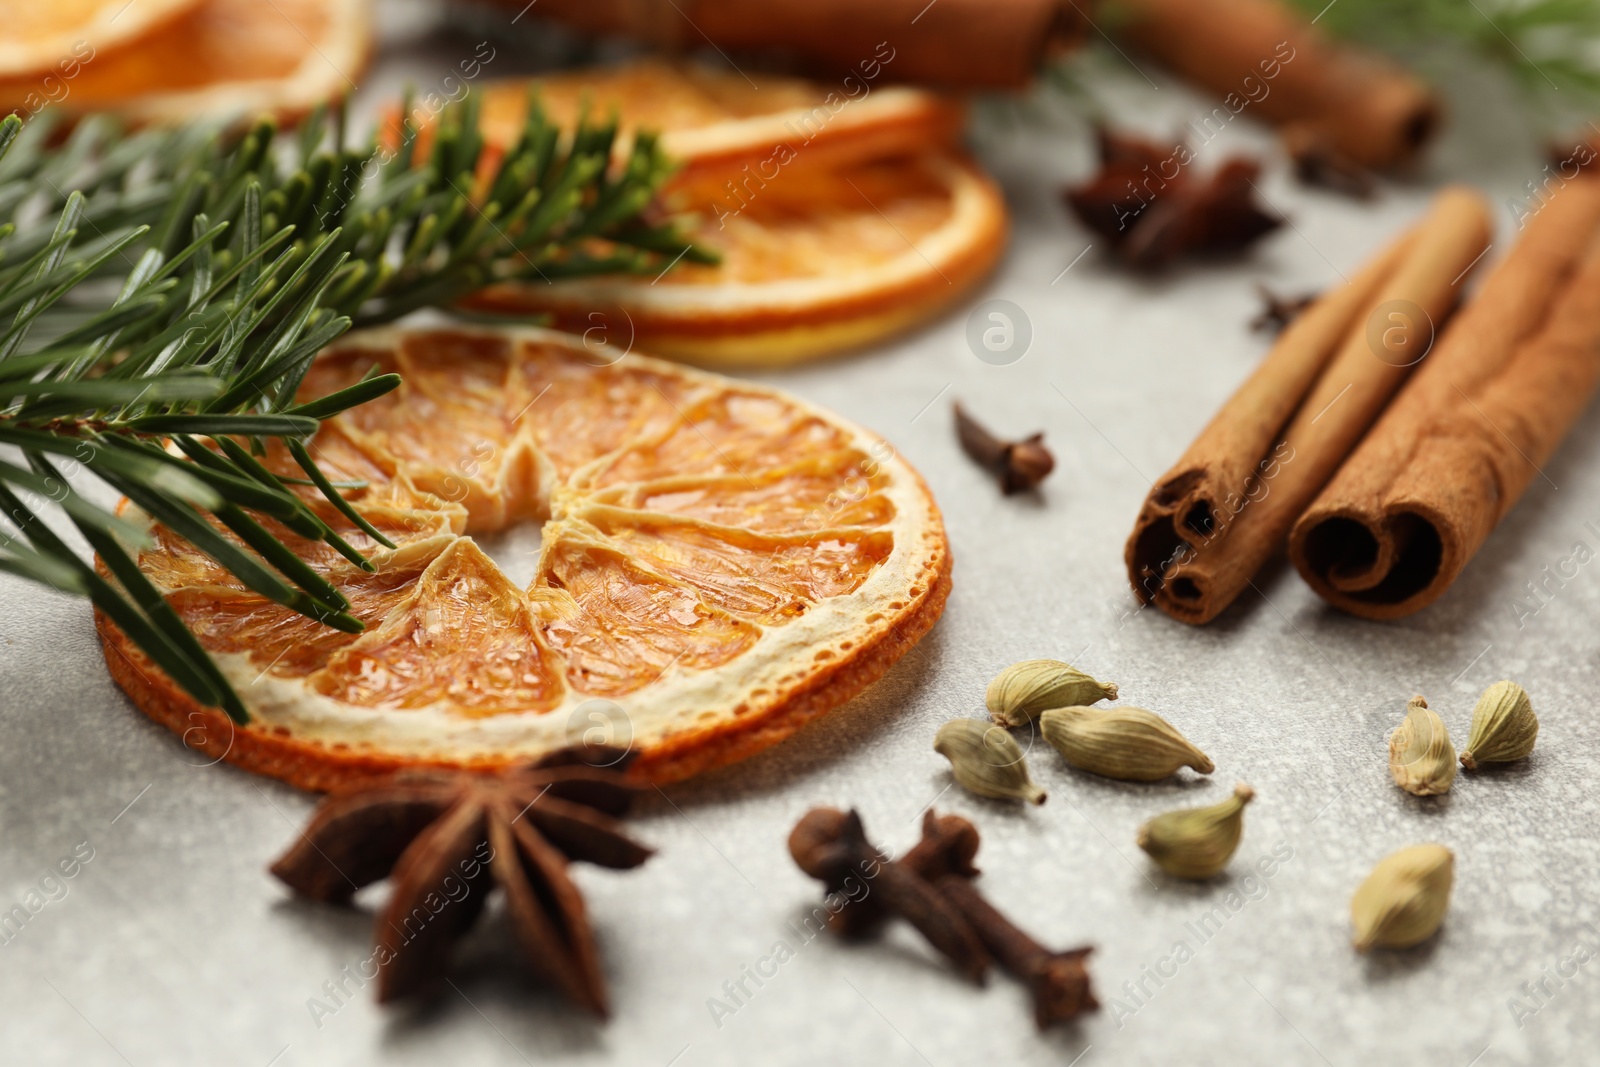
{"left": 1286, "top": 0, "right": 1600, "bottom": 107}
{"left": 0, "top": 94, "right": 710, "bottom": 723}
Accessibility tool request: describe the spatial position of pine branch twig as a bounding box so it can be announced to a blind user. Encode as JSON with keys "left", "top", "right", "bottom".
{"left": 0, "top": 94, "right": 711, "bottom": 722}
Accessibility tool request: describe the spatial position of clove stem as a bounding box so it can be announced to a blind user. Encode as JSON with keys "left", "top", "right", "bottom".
{"left": 935, "top": 874, "right": 1099, "bottom": 1028}
{"left": 954, "top": 402, "right": 1055, "bottom": 494}
{"left": 831, "top": 809, "right": 981, "bottom": 938}
{"left": 788, "top": 808, "right": 990, "bottom": 981}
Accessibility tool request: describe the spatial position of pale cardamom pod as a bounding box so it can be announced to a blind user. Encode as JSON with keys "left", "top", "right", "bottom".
{"left": 1136, "top": 783, "right": 1253, "bottom": 879}
{"left": 985, "top": 659, "right": 1118, "bottom": 728}
{"left": 934, "top": 719, "right": 1047, "bottom": 805}
{"left": 1039, "top": 706, "right": 1213, "bottom": 781}
{"left": 1460, "top": 680, "right": 1538, "bottom": 770}
{"left": 1351, "top": 843, "right": 1454, "bottom": 952}
{"left": 1388, "top": 696, "right": 1456, "bottom": 796}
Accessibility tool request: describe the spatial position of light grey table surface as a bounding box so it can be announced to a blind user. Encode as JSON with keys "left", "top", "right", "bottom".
{"left": 3, "top": 5, "right": 1598, "bottom": 1066}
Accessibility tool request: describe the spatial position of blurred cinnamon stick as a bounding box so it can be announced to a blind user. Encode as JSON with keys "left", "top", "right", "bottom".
{"left": 1290, "top": 177, "right": 1600, "bottom": 619}
{"left": 492, "top": 0, "right": 1438, "bottom": 170}
{"left": 505, "top": 0, "right": 1089, "bottom": 89}
{"left": 1126, "top": 187, "right": 1492, "bottom": 624}
{"left": 1115, "top": 0, "right": 1440, "bottom": 170}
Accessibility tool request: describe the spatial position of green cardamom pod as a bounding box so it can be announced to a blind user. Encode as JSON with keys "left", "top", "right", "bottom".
{"left": 985, "top": 659, "right": 1118, "bottom": 728}
{"left": 1039, "top": 705, "right": 1213, "bottom": 781}
{"left": 1351, "top": 843, "right": 1454, "bottom": 952}
{"left": 1136, "top": 783, "right": 1253, "bottom": 879}
{"left": 934, "top": 719, "right": 1047, "bottom": 805}
{"left": 1388, "top": 696, "right": 1456, "bottom": 796}
{"left": 1460, "top": 680, "right": 1538, "bottom": 770}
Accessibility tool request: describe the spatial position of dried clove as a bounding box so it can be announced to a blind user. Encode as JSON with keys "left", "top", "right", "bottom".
{"left": 789, "top": 808, "right": 1098, "bottom": 1027}
{"left": 1063, "top": 126, "right": 1282, "bottom": 271}
{"left": 830, "top": 809, "right": 982, "bottom": 938}
{"left": 1250, "top": 284, "right": 1320, "bottom": 335}
{"left": 902, "top": 810, "right": 983, "bottom": 882}
{"left": 935, "top": 874, "right": 1099, "bottom": 1028}
{"left": 1282, "top": 125, "right": 1377, "bottom": 200}
{"left": 787, "top": 808, "right": 990, "bottom": 981}
{"left": 954, "top": 402, "right": 1055, "bottom": 494}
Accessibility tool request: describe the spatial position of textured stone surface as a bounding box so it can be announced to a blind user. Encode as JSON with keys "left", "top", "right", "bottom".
{"left": 2, "top": 9, "right": 1596, "bottom": 1066}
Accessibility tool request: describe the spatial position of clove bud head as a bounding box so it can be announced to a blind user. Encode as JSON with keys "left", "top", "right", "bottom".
{"left": 1460, "top": 680, "right": 1538, "bottom": 770}
{"left": 1030, "top": 948, "right": 1099, "bottom": 1028}
{"left": 1005, "top": 437, "right": 1056, "bottom": 493}
{"left": 986, "top": 659, "right": 1118, "bottom": 729}
{"left": 1137, "top": 783, "right": 1253, "bottom": 880}
{"left": 954, "top": 403, "right": 1056, "bottom": 495}
{"left": 1388, "top": 696, "right": 1457, "bottom": 796}
{"left": 908, "top": 810, "right": 982, "bottom": 881}
{"left": 934, "top": 719, "right": 1047, "bottom": 805}
{"left": 1351, "top": 843, "right": 1454, "bottom": 952}
{"left": 787, "top": 807, "right": 860, "bottom": 883}
{"left": 1040, "top": 705, "right": 1213, "bottom": 782}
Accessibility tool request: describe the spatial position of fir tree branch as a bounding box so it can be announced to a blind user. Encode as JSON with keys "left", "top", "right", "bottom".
{"left": 1284, "top": 0, "right": 1600, "bottom": 107}
{"left": 0, "top": 93, "right": 711, "bottom": 722}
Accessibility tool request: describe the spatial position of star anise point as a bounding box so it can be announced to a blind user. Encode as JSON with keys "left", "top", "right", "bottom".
{"left": 270, "top": 745, "right": 652, "bottom": 1013}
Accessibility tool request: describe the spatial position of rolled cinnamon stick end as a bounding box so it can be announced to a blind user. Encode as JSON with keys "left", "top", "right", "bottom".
{"left": 1127, "top": 187, "right": 1492, "bottom": 624}
{"left": 506, "top": 0, "right": 1086, "bottom": 89}
{"left": 1126, "top": 233, "right": 1410, "bottom": 608}
{"left": 1115, "top": 0, "right": 1440, "bottom": 170}
{"left": 1289, "top": 177, "right": 1600, "bottom": 619}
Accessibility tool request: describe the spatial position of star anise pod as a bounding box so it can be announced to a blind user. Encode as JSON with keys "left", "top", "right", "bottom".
{"left": 1063, "top": 126, "right": 1282, "bottom": 271}
{"left": 270, "top": 745, "right": 654, "bottom": 1014}
{"left": 1250, "top": 284, "right": 1320, "bottom": 334}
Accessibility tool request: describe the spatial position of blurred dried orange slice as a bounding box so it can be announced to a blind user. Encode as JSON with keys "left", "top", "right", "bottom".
{"left": 0, "top": 0, "right": 198, "bottom": 80}
{"left": 420, "top": 59, "right": 965, "bottom": 193}
{"left": 401, "top": 61, "right": 1003, "bottom": 365}
{"left": 0, "top": 0, "right": 371, "bottom": 125}
{"left": 465, "top": 151, "right": 1007, "bottom": 366}
{"left": 99, "top": 326, "right": 950, "bottom": 788}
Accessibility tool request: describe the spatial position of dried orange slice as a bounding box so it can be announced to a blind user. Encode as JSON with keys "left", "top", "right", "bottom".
{"left": 0, "top": 0, "right": 371, "bottom": 125}
{"left": 442, "top": 59, "right": 966, "bottom": 193}
{"left": 0, "top": 0, "right": 199, "bottom": 80}
{"left": 465, "top": 152, "right": 1008, "bottom": 366}
{"left": 398, "top": 61, "right": 1001, "bottom": 365}
{"left": 99, "top": 326, "right": 950, "bottom": 789}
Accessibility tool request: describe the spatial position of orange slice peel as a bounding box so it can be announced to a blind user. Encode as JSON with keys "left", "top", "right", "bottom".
{"left": 409, "top": 61, "right": 1006, "bottom": 366}
{"left": 0, "top": 0, "right": 200, "bottom": 80}
{"left": 466, "top": 152, "right": 1008, "bottom": 366}
{"left": 0, "top": 0, "right": 372, "bottom": 125}
{"left": 424, "top": 59, "right": 968, "bottom": 192}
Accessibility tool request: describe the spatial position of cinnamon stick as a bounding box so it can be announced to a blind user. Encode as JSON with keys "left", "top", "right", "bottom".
{"left": 500, "top": 0, "right": 1089, "bottom": 90}
{"left": 1290, "top": 177, "right": 1600, "bottom": 619}
{"left": 1115, "top": 0, "right": 1440, "bottom": 170}
{"left": 1126, "top": 187, "right": 1492, "bottom": 624}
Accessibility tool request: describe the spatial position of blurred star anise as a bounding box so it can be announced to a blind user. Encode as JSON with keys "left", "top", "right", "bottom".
{"left": 270, "top": 746, "right": 653, "bottom": 1014}
{"left": 1250, "top": 284, "right": 1320, "bottom": 335}
{"left": 1063, "top": 126, "right": 1282, "bottom": 271}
